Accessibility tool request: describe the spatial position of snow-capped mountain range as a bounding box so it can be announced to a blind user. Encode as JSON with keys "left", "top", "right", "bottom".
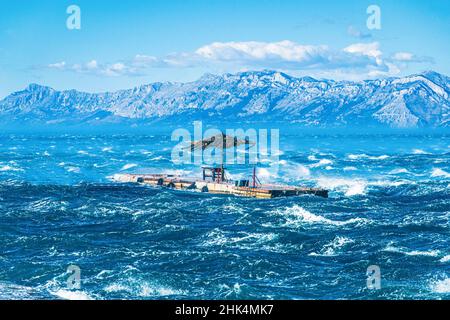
{"left": 1, "top": 70, "right": 449, "bottom": 127}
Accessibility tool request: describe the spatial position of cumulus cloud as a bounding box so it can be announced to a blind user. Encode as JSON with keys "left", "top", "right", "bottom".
{"left": 194, "top": 40, "right": 329, "bottom": 64}
{"left": 48, "top": 61, "right": 66, "bottom": 70}
{"left": 390, "top": 52, "right": 434, "bottom": 64}
{"left": 47, "top": 40, "right": 431, "bottom": 80}
{"left": 48, "top": 55, "right": 160, "bottom": 76}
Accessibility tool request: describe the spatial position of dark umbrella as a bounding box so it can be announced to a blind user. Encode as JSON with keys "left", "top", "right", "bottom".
{"left": 183, "top": 132, "right": 255, "bottom": 152}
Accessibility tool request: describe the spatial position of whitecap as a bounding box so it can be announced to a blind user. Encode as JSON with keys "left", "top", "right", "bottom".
{"left": 121, "top": 163, "right": 138, "bottom": 171}
{"left": 257, "top": 167, "right": 278, "bottom": 180}
{"left": 431, "top": 168, "right": 450, "bottom": 178}
{"left": 309, "top": 236, "right": 354, "bottom": 257}
{"left": 348, "top": 154, "right": 367, "bottom": 160}
{"left": 412, "top": 149, "right": 431, "bottom": 155}
{"left": 149, "top": 156, "right": 166, "bottom": 161}
{"left": 370, "top": 180, "right": 411, "bottom": 187}
{"left": 439, "top": 255, "right": 450, "bottom": 263}
{"left": 0, "top": 165, "right": 23, "bottom": 172}
{"left": 430, "top": 278, "right": 450, "bottom": 294}
{"left": 384, "top": 245, "right": 440, "bottom": 257}
{"left": 343, "top": 166, "right": 357, "bottom": 171}
{"left": 389, "top": 168, "right": 410, "bottom": 174}
{"left": 102, "top": 147, "right": 113, "bottom": 152}
{"left": 348, "top": 154, "right": 389, "bottom": 160}
{"left": 273, "top": 205, "right": 367, "bottom": 227}
{"left": 316, "top": 177, "right": 367, "bottom": 196}
{"left": 280, "top": 163, "right": 311, "bottom": 180}
{"left": 67, "top": 166, "right": 81, "bottom": 173}
{"left": 310, "top": 159, "right": 333, "bottom": 168}
{"left": 51, "top": 289, "right": 93, "bottom": 300}
{"left": 202, "top": 229, "right": 277, "bottom": 247}
{"left": 104, "top": 281, "right": 185, "bottom": 297}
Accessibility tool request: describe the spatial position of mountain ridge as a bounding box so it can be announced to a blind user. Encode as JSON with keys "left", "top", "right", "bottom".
{"left": 1, "top": 70, "right": 449, "bottom": 128}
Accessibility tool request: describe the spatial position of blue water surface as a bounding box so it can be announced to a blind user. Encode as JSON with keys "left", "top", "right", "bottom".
{"left": 0, "top": 128, "right": 449, "bottom": 299}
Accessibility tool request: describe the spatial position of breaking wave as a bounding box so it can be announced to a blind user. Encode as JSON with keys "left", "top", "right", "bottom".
{"left": 430, "top": 278, "right": 450, "bottom": 294}
{"left": 384, "top": 244, "right": 441, "bottom": 257}
{"left": 316, "top": 177, "right": 367, "bottom": 196}
{"left": 272, "top": 205, "right": 368, "bottom": 227}
{"left": 431, "top": 168, "right": 450, "bottom": 178}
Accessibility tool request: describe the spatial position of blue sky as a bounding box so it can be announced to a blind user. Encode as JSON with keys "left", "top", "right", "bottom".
{"left": 0, "top": 0, "right": 448, "bottom": 97}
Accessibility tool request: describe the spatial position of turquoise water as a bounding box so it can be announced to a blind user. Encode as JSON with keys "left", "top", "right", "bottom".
{"left": 0, "top": 129, "right": 449, "bottom": 299}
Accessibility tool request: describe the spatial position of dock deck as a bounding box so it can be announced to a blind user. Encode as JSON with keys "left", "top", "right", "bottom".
{"left": 112, "top": 173, "right": 328, "bottom": 199}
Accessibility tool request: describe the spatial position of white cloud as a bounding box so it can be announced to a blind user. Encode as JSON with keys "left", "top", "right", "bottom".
{"left": 86, "top": 60, "right": 98, "bottom": 70}
{"left": 390, "top": 52, "right": 433, "bottom": 64}
{"left": 195, "top": 40, "right": 329, "bottom": 64}
{"left": 344, "top": 42, "right": 382, "bottom": 60}
{"left": 392, "top": 52, "right": 414, "bottom": 61}
{"left": 48, "top": 61, "right": 66, "bottom": 70}
{"left": 46, "top": 40, "right": 431, "bottom": 80}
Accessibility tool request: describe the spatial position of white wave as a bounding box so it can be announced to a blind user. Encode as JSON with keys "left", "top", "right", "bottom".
{"left": 77, "top": 150, "right": 89, "bottom": 155}
{"left": 348, "top": 153, "right": 366, "bottom": 160}
{"left": 102, "top": 147, "right": 113, "bottom": 152}
{"left": 202, "top": 229, "right": 277, "bottom": 247}
{"left": 343, "top": 166, "right": 357, "bottom": 171}
{"left": 348, "top": 154, "right": 389, "bottom": 160}
{"left": 257, "top": 162, "right": 311, "bottom": 184}
{"left": 307, "top": 155, "right": 318, "bottom": 161}
{"left": 377, "top": 155, "right": 389, "bottom": 160}
{"left": 370, "top": 180, "right": 411, "bottom": 187}
{"left": 0, "top": 165, "right": 23, "bottom": 172}
{"left": 431, "top": 168, "right": 450, "bottom": 178}
{"left": 0, "top": 282, "right": 36, "bottom": 299}
{"left": 309, "top": 236, "right": 354, "bottom": 257}
{"left": 257, "top": 167, "right": 278, "bottom": 180}
{"left": 310, "top": 159, "right": 333, "bottom": 168}
{"left": 93, "top": 163, "right": 108, "bottom": 168}
{"left": 120, "top": 163, "right": 138, "bottom": 171}
{"left": 52, "top": 289, "right": 93, "bottom": 300}
{"left": 384, "top": 245, "right": 440, "bottom": 257}
{"left": 430, "top": 278, "right": 450, "bottom": 294}
{"left": 440, "top": 255, "right": 450, "bottom": 263}
{"left": 273, "top": 205, "right": 367, "bottom": 227}
{"left": 149, "top": 156, "right": 166, "bottom": 161}
{"left": 67, "top": 166, "right": 81, "bottom": 173}
{"left": 104, "top": 281, "right": 185, "bottom": 297}
{"left": 389, "top": 168, "right": 409, "bottom": 174}
{"left": 282, "top": 163, "right": 311, "bottom": 179}
{"left": 412, "top": 149, "right": 431, "bottom": 155}
{"left": 316, "top": 177, "right": 367, "bottom": 196}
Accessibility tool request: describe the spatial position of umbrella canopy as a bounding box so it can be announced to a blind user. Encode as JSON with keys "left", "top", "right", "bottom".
{"left": 184, "top": 133, "right": 255, "bottom": 151}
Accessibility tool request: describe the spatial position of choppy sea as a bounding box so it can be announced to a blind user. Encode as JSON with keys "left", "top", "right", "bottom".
{"left": 0, "top": 128, "right": 449, "bottom": 300}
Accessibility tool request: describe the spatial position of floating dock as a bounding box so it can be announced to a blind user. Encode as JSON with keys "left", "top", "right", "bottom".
{"left": 112, "top": 170, "right": 328, "bottom": 199}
